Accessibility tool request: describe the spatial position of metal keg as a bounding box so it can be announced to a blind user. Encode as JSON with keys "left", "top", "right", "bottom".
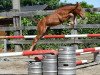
{"left": 58, "top": 67, "right": 76, "bottom": 75}
{"left": 28, "top": 61, "right": 42, "bottom": 75}
{"left": 95, "top": 52, "right": 100, "bottom": 63}
{"left": 58, "top": 46, "right": 75, "bottom": 55}
{"left": 58, "top": 46, "right": 76, "bottom": 63}
{"left": 58, "top": 46, "right": 76, "bottom": 75}
{"left": 58, "top": 62, "right": 76, "bottom": 67}
{"left": 42, "top": 54, "right": 57, "bottom": 75}
{"left": 58, "top": 54, "right": 76, "bottom": 63}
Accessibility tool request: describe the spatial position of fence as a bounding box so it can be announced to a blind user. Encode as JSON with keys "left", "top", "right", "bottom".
{"left": 0, "top": 5, "right": 100, "bottom": 51}
{"left": 0, "top": 25, "right": 100, "bottom": 51}
{"left": 0, "top": 3, "right": 100, "bottom": 75}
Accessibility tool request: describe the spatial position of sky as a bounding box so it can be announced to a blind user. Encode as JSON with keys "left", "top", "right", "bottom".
{"left": 60, "top": 0, "right": 100, "bottom": 7}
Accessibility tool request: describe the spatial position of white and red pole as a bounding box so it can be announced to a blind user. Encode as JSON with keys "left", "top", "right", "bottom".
{"left": 0, "top": 34, "right": 100, "bottom": 39}
{"left": 0, "top": 50, "right": 58, "bottom": 57}
{"left": 76, "top": 60, "right": 88, "bottom": 65}
{"left": 0, "top": 47, "right": 100, "bottom": 57}
{"left": 76, "top": 47, "right": 100, "bottom": 53}
{"left": 76, "top": 51, "right": 99, "bottom": 56}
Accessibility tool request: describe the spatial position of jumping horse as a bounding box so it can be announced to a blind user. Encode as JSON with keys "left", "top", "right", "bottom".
{"left": 29, "top": 2, "right": 85, "bottom": 51}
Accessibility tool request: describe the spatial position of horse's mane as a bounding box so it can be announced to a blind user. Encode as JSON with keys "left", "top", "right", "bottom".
{"left": 55, "top": 3, "right": 76, "bottom": 11}
{"left": 60, "top": 3, "right": 76, "bottom": 7}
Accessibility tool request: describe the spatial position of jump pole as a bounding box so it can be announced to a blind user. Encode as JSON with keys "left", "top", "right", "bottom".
{"left": 76, "top": 47, "right": 100, "bottom": 62}
{"left": 76, "top": 51, "right": 100, "bottom": 56}
{"left": 76, "top": 47, "right": 100, "bottom": 53}
{"left": 76, "top": 60, "right": 88, "bottom": 65}
{"left": 0, "top": 34, "right": 100, "bottom": 39}
{"left": 0, "top": 50, "right": 58, "bottom": 57}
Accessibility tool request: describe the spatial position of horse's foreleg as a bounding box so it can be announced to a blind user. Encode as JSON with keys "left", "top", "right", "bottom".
{"left": 69, "top": 14, "right": 76, "bottom": 28}
{"left": 29, "top": 35, "right": 43, "bottom": 51}
{"left": 60, "top": 13, "right": 75, "bottom": 27}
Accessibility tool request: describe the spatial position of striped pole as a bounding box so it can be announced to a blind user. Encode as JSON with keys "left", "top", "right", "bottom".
{"left": 76, "top": 47, "right": 100, "bottom": 53}
{"left": 34, "top": 51, "right": 99, "bottom": 60}
{"left": 0, "top": 47, "right": 99, "bottom": 57}
{"left": 76, "top": 60, "right": 88, "bottom": 65}
{"left": 0, "top": 50, "right": 58, "bottom": 57}
{"left": 0, "top": 34, "right": 100, "bottom": 39}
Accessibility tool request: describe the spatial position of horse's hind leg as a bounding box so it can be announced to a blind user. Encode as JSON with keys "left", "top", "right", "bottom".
{"left": 29, "top": 23, "right": 48, "bottom": 51}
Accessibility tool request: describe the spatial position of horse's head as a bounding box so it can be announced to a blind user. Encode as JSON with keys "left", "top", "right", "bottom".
{"left": 74, "top": 2, "right": 85, "bottom": 19}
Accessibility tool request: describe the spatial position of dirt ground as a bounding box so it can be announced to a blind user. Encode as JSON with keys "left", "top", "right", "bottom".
{"left": 0, "top": 56, "right": 28, "bottom": 74}
{"left": 0, "top": 54, "right": 100, "bottom": 75}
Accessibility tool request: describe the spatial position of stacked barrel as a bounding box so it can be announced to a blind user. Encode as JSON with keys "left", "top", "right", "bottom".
{"left": 27, "top": 46, "right": 100, "bottom": 75}
{"left": 28, "top": 61, "right": 42, "bottom": 75}
{"left": 28, "top": 54, "right": 57, "bottom": 75}
{"left": 28, "top": 46, "right": 76, "bottom": 75}
{"left": 58, "top": 46, "right": 76, "bottom": 75}
{"left": 42, "top": 54, "right": 57, "bottom": 75}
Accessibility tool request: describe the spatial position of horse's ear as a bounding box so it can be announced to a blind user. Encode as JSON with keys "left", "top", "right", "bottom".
{"left": 75, "top": 2, "right": 80, "bottom": 8}
{"left": 76, "top": 2, "right": 81, "bottom": 6}
{"left": 76, "top": 2, "right": 79, "bottom": 5}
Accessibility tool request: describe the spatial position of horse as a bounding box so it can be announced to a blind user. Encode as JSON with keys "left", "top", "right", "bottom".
{"left": 29, "top": 2, "right": 85, "bottom": 51}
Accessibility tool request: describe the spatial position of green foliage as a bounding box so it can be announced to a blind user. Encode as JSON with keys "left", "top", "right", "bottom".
{"left": 86, "top": 13, "right": 100, "bottom": 24}
{"left": 22, "top": 15, "right": 45, "bottom": 26}
{"left": 21, "top": 0, "right": 60, "bottom": 9}
{"left": 78, "top": 12, "right": 100, "bottom": 24}
{"left": 80, "top": 1, "right": 93, "bottom": 8}
{"left": 22, "top": 18, "right": 33, "bottom": 26}
{"left": 21, "top": 15, "right": 45, "bottom": 35}
{"left": 0, "top": 0, "right": 12, "bottom": 11}
{"left": 0, "top": 0, "right": 60, "bottom": 11}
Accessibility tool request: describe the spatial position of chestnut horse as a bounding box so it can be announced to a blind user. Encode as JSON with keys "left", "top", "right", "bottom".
{"left": 30, "top": 2, "right": 85, "bottom": 51}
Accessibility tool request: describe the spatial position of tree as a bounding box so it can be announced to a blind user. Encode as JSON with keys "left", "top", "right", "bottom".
{"left": 0, "top": 0, "right": 12, "bottom": 11}
{"left": 21, "top": 0, "right": 60, "bottom": 9}
{"left": 0, "top": 0, "right": 60, "bottom": 11}
{"left": 80, "top": 1, "right": 93, "bottom": 8}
